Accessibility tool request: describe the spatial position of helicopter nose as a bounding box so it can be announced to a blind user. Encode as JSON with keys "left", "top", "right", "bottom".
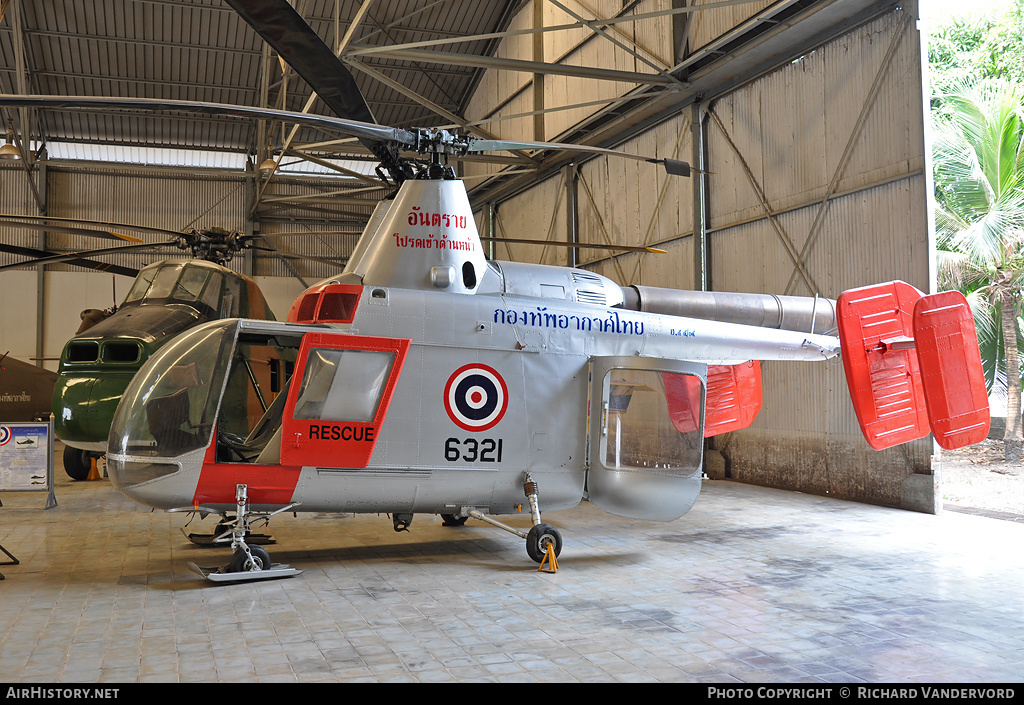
{"left": 106, "top": 456, "right": 177, "bottom": 489}
{"left": 106, "top": 456, "right": 182, "bottom": 503}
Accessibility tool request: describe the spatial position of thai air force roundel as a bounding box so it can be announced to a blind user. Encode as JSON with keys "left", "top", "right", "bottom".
{"left": 444, "top": 364, "right": 509, "bottom": 432}
{"left": 0, "top": 426, "right": 10, "bottom": 446}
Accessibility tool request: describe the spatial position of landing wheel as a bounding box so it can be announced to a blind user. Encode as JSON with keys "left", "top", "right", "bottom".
{"left": 441, "top": 514, "right": 468, "bottom": 527}
{"left": 227, "top": 545, "right": 270, "bottom": 573}
{"left": 63, "top": 447, "right": 92, "bottom": 481}
{"left": 525, "top": 523, "right": 562, "bottom": 564}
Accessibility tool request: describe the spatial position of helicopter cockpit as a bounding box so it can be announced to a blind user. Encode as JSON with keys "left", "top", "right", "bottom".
{"left": 107, "top": 318, "right": 298, "bottom": 483}
{"left": 108, "top": 319, "right": 236, "bottom": 474}
{"left": 121, "top": 260, "right": 237, "bottom": 318}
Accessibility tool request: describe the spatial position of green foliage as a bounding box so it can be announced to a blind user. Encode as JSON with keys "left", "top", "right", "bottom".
{"left": 931, "top": 78, "right": 1024, "bottom": 394}
{"left": 929, "top": 0, "right": 1024, "bottom": 98}
{"left": 929, "top": 1, "right": 1024, "bottom": 402}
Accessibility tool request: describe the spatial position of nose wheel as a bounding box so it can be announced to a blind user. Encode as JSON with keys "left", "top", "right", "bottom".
{"left": 227, "top": 544, "right": 271, "bottom": 573}
{"left": 186, "top": 484, "right": 303, "bottom": 583}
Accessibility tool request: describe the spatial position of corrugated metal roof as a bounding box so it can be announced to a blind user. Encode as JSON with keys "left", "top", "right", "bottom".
{"left": 0, "top": 0, "right": 523, "bottom": 155}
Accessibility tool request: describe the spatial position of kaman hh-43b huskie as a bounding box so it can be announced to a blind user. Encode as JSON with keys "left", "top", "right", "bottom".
{"left": 0, "top": 0, "right": 990, "bottom": 582}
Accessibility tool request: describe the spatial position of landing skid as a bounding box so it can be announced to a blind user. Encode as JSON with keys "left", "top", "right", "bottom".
{"left": 187, "top": 561, "right": 301, "bottom": 583}
{"left": 179, "top": 486, "right": 302, "bottom": 583}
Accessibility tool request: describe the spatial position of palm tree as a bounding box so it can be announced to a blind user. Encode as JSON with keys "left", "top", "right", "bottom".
{"left": 933, "top": 80, "right": 1024, "bottom": 462}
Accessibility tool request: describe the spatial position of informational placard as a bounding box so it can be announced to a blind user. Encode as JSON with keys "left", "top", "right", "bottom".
{"left": 0, "top": 419, "right": 56, "bottom": 508}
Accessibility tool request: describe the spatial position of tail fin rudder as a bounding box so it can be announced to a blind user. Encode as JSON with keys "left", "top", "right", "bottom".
{"left": 837, "top": 281, "right": 989, "bottom": 450}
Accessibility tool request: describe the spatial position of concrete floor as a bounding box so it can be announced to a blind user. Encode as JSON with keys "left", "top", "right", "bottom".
{"left": 1, "top": 449, "right": 1023, "bottom": 683}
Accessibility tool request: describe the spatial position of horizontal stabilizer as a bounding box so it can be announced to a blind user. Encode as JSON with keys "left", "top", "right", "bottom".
{"left": 837, "top": 281, "right": 989, "bottom": 450}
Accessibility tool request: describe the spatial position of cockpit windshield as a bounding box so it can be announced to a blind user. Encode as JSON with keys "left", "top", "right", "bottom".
{"left": 108, "top": 319, "right": 237, "bottom": 459}
{"left": 121, "top": 262, "right": 229, "bottom": 314}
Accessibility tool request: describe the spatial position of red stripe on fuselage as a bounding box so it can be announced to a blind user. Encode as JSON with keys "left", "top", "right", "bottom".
{"left": 192, "top": 440, "right": 301, "bottom": 506}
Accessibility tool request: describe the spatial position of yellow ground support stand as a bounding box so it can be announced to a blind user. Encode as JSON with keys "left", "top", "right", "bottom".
{"left": 87, "top": 457, "right": 101, "bottom": 481}
{"left": 538, "top": 544, "right": 559, "bottom": 573}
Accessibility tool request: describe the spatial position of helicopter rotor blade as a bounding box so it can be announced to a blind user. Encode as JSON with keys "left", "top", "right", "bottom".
{"left": 224, "top": 0, "right": 375, "bottom": 125}
{"left": 0, "top": 240, "right": 177, "bottom": 273}
{"left": 0, "top": 242, "right": 140, "bottom": 277}
{"left": 478, "top": 237, "right": 666, "bottom": 254}
{"left": 0, "top": 96, "right": 693, "bottom": 179}
{"left": 0, "top": 95, "right": 415, "bottom": 150}
{"left": 0, "top": 213, "right": 189, "bottom": 239}
{"left": 223, "top": 0, "right": 410, "bottom": 183}
{"left": 243, "top": 230, "right": 363, "bottom": 239}
{"left": 0, "top": 217, "right": 145, "bottom": 243}
{"left": 469, "top": 138, "right": 694, "bottom": 177}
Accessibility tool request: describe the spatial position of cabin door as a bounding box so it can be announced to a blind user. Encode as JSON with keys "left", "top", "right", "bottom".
{"left": 279, "top": 331, "right": 410, "bottom": 468}
{"left": 587, "top": 356, "right": 707, "bottom": 521}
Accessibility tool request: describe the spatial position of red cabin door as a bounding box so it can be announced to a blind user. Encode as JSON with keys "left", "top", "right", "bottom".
{"left": 280, "top": 331, "right": 410, "bottom": 468}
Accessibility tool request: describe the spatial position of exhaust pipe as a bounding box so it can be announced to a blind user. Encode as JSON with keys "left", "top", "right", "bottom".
{"left": 621, "top": 285, "right": 836, "bottom": 335}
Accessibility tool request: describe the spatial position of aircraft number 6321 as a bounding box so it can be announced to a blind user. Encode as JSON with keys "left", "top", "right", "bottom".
{"left": 444, "top": 437, "right": 504, "bottom": 463}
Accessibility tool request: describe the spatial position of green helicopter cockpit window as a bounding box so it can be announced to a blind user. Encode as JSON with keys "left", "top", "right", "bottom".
{"left": 173, "top": 266, "right": 212, "bottom": 302}
{"left": 200, "top": 272, "right": 224, "bottom": 311}
{"left": 145, "top": 263, "right": 186, "bottom": 301}
{"left": 220, "top": 277, "right": 242, "bottom": 318}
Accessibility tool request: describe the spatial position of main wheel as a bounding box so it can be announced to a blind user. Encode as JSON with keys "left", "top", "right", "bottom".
{"left": 63, "top": 447, "right": 92, "bottom": 481}
{"left": 525, "top": 523, "right": 562, "bottom": 563}
{"left": 441, "top": 514, "right": 468, "bottom": 527}
{"left": 227, "top": 545, "right": 271, "bottom": 573}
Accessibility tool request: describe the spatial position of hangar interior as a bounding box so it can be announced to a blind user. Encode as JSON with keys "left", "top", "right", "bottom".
{"left": 2, "top": 0, "right": 931, "bottom": 510}
{"left": 3, "top": 0, "right": 1023, "bottom": 686}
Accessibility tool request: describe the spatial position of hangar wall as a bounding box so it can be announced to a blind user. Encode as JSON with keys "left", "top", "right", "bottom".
{"left": 463, "top": 3, "right": 937, "bottom": 512}
{"left": 704, "top": 9, "right": 934, "bottom": 512}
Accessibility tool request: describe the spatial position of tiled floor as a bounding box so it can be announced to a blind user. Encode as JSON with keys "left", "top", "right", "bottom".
{"left": 1, "top": 447, "right": 1023, "bottom": 683}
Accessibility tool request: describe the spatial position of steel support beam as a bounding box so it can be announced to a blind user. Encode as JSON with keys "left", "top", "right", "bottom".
{"left": 691, "top": 102, "right": 707, "bottom": 292}
{"left": 355, "top": 47, "right": 677, "bottom": 85}
{"left": 532, "top": 0, "right": 545, "bottom": 141}
{"left": 564, "top": 163, "right": 579, "bottom": 269}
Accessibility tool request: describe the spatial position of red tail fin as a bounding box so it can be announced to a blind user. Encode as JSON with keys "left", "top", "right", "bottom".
{"left": 837, "top": 282, "right": 989, "bottom": 450}
{"left": 913, "top": 291, "right": 990, "bottom": 449}
{"left": 704, "top": 361, "right": 762, "bottom": 438}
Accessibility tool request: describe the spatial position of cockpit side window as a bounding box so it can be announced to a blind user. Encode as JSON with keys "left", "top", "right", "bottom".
{"left": 200, "top": 272, "right": 224, "bottom": 312}
{"left": 221, "top": 276, "right": 241, "bottom": 317}
{"left": 293, "top": 349, "right": 395, "bottom": 422}
{"left": 173, "top": 266, "right": 212, "bottom": 302}
{"left": 124, "top": 265, "right": 160, "bottom": 304}
{"left": 145, "top": 264, "right": 186, "bottom": 301}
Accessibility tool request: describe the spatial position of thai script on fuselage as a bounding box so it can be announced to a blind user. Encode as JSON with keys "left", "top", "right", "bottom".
{"left": 407, "top": 206, "right": 468, "bottom": 229}
{"left": 392, "top": 232, "right": 477, "bottom": 251}
{"left": 493, "top": 306, "right": 644, "bottom": 336}
{"left": 395, "top": 206, "right": 477, "bottom": 251}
